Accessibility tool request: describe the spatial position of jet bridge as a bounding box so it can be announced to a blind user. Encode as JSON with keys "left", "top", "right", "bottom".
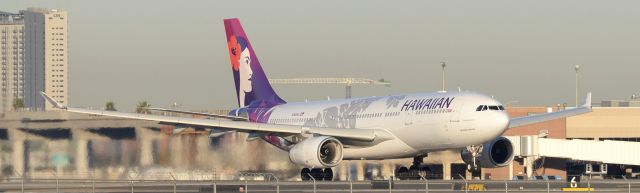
{"left": 506, "top": 135, "right": 640, "bottom": 178}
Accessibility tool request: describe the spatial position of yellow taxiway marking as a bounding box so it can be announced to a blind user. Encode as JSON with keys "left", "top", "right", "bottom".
{"left": 562, "top": 187, "right": 595, "bottom": 192}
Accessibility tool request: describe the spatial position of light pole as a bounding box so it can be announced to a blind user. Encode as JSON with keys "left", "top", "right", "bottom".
{"left": 441, "top": 62, "right": 446, "bottom": 91}
{"left": 575, "top": 65, "right": 580, "bottom": 107}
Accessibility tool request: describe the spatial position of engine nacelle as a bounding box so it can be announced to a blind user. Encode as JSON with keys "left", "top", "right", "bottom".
{"left": 461, "top": 137, "right": 514, "bottom": 168}
{"left": 289, "top": 136, "right": 343, "bottom": 168}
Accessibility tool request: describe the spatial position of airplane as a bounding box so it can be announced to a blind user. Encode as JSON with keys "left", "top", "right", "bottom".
{"left": 41, "top": 18, "right": 592, "bottom": 181}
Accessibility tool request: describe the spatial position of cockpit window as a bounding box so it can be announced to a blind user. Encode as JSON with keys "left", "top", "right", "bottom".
{"left": 476, "top": 105, "right": 505, "bottom": 111}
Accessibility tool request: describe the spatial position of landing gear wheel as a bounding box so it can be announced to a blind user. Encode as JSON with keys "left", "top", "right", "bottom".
{"left": 310, "top": 168, "right": 323, "bottom": 180}
{"left": 396, "top": 166, "right": 409, "bottom": 180}
{"left": 301, "top": 168, "right": 311, "bottom": 181}
{"left": 322, "top": 168, "right": 334, "bottom": 181}
{"left": 397, "top": 156, "right": 427, "bottom": 180}
{"left": 408, "top": 166, "right": 417, "bottom": 180}
{"left": 419, "top": 166, "right": 431, "bottom": 179}
{"left": 467, "top": 164, "right": 481, "bottom": 177}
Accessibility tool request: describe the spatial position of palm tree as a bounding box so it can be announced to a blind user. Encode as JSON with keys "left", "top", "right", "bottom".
{"left": 12, "top": 98, "right": 25, "bottom": 111}
{"left": 105, "top": 101, "right": 117, "bottom": 111}
{"left": 136, "top": 101, "right": 151, "bottom": 114}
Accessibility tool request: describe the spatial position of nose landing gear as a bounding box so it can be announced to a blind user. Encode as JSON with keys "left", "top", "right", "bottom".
{"left": 466, "top": 145, "right": 483, "bottom": 170}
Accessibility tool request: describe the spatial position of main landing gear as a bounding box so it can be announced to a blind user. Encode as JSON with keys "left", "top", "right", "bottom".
{"left": 395, "top": 156, "right": 431, "bottom": 180}
{"left": 301, "top": 168, "right": 333, "bottom": 181}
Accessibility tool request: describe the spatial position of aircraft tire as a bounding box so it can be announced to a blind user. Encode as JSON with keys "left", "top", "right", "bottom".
{"left": 310, "top": 168, "right": 323, "bottom": 180}
{"left": 301, "top": 168, "right": 311, "bottom": 181}
{"left": 322, "top": 168, "right": 333, "bottom": 181}
{"left": 396, "top": 166, "right": 409, "bottom": 180}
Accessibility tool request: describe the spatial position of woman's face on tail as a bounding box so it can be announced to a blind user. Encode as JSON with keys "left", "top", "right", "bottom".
{"left": 239, "top": 48, "right": 253, "bottom": 93}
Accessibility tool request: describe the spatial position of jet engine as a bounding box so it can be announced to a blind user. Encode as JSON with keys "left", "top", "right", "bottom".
{"left": 289, "top": 136, "right": 343, "bottom": 168}
{"left": 461, "top": 137, "right": 514, "bottom": 168}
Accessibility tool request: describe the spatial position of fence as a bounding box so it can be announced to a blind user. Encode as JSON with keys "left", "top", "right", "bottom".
{"left": 2, "top": 176, "right": 640, "bottom": 193}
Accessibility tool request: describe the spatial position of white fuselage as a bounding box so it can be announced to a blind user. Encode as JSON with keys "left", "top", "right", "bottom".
{"left": 264, "top": 91, "right": 510, "bottom": 160}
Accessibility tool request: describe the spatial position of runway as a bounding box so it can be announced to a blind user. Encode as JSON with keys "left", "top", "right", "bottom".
{"left": 1, "top": 179, "right": 640, "bottom": 193}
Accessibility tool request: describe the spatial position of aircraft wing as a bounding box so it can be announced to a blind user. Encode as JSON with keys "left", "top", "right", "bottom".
{"left": 146, "top": 107, "right": 248, "bottom": 121}
{"left": 508, "top": 93, "right": 592, "bottom": 128}
{"left": 41, "top": 92, "right": 393, "bottom": 142}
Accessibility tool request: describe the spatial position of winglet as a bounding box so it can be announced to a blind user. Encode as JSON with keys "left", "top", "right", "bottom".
{"left": 40, "top": 91, "right": 67, "bottom": 109}
{"left": 583, "top": 92, "right": 592, "bottom": 108}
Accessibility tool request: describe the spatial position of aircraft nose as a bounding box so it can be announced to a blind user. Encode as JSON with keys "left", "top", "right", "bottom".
{"left": 490, "top": 111, "right": 510, "bottom": 135}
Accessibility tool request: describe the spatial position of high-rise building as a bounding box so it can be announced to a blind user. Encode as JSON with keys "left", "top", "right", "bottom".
{"left": 0, "top": 11, "right": 25, "bottom": 112}
{"left": 0, "top": 8, "right": 68, "bottom": 112}
{"left": 22, "top": 8, "right": 68, "bottom": 111}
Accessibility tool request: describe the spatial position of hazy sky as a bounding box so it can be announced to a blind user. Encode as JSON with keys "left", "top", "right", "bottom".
{"left": 4, "top": 0, "right": 640, "bottom": 111}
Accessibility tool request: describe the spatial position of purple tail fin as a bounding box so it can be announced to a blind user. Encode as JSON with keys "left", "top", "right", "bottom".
{"left": 224, "top": 18, "right": 285, "bottom": 108}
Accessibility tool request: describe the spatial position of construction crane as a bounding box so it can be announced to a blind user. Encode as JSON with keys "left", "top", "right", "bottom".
{"left": 270, "top": 78, "right": 391, "bottom": 99}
